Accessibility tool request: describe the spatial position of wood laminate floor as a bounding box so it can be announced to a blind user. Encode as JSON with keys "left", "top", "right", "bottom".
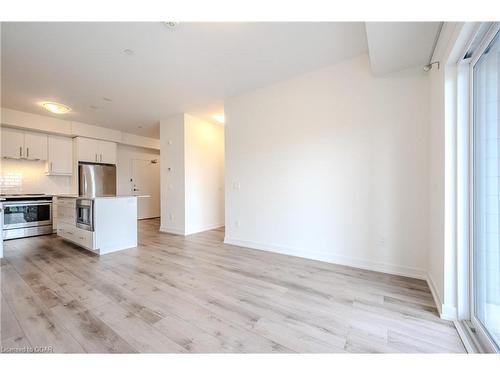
{"left": 0, "top": 219, "right": 465, "bottom": 353}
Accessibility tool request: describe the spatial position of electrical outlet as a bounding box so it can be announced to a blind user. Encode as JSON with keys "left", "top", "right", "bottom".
{"left": 168, "top": 213, "right": 174, "bottom": 221}
{"left": 233, "top": 182, "right": 241, "bottom": 190}
{"left": 235, "top": 220, "right": 241, "bottom": 228}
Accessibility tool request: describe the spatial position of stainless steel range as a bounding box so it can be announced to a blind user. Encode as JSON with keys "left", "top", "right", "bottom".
{"left": 1, "top": 194, "right": 53, "bottom": 240}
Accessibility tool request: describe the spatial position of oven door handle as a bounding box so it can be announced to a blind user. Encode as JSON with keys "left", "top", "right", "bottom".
{"left": 2, "top": 201, "right": 53, "bottom": 206}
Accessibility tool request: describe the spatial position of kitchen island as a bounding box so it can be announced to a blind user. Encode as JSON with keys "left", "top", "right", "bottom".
{"left": 55, "top": 195, "right": 138, "bottom": 255}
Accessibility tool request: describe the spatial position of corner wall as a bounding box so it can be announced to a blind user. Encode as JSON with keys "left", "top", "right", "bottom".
{"left": 160, "top": 114, "right": 224, "bottom": 235}
{"left": 160, "top": 114, "right": 186, "bottom": 234}
{"left": 225, "top": 54, "right": 430, "bottom": 279}
{"left": 184, "top": 114, "right": 225, "bottom": 235}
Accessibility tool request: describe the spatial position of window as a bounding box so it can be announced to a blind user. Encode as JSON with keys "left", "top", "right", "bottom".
{"left": 472, "top": 27, "right": 500, "bottom": 351}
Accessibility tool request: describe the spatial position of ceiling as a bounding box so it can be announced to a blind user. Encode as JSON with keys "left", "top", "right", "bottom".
{"left": 365, "top": 22, "right": 443, "bottom": 76}
{"left": 1, "top": 22, "right": 368, "bottom": 138}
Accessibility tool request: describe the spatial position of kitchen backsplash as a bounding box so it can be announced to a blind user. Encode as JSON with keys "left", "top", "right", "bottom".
{"left": 0, "top": 159, "right": 72, "bottom": 195}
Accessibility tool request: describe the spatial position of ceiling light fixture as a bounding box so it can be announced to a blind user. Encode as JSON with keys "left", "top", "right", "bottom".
{"left": 123, "top": 49, "right": 135, "bottom": 56}
{"left": 213, "top": 114, "right": 225, "bottom": 124}
{"left": 40, "top": 102, "right": 71, "bottom": 114}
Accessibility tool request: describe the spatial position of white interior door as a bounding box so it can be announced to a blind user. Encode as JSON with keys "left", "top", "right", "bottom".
{"left": 131, "top": 158, "right": 160, "bottom": 219}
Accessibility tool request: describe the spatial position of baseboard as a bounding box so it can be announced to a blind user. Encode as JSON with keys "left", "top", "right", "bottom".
{"left": 160, "top": 223, "right": 224, "bottom": 236}
{"left": 426, "top": 272, "right": 457, "bottom": 321}
{"left": 426, "top": 273, "right": 443, "bottom": 316}
{"left": 159, "top": 226, "right": 186, "bottom": 235}
{"left": 185, "top": 223, "right": 225, "bottom": 235}
{"left": 224, "top": 236, "right": 426, "bottom": 280}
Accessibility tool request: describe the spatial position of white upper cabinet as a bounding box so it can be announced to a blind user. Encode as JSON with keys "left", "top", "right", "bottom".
{"left": 1, "top": 128, "right": 24, "bottom": 159}
{"left": 24, "top": 131, "right": 48, "bottom": 160}
{"left": 1, "top": 127, "right": 47, "bottom": 160}
{"left": 75, "top": 137, "right": 117, "bottom": 165}
{"left": 47, "top": 135, "right": 73, "bottom": 175}
{"left": 98, "top": 140, "right": 117, "bottom": 164}
{"left": 75, "top": 136, "right": 99, "bottom": 163}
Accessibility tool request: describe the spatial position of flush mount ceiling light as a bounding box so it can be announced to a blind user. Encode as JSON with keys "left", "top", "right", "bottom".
{"left": 40, "top": 101, "right": 71, "bottom": 114}
{"left": 213, "top": 114, "right": 225, "bottom": 124}
{"left": 163, "top": 21, "right": 179, "bottom": 29}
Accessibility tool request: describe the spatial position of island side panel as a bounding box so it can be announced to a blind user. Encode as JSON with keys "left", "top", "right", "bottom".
{"left": 94, "top": 197, "right": 138, "bottom": 254}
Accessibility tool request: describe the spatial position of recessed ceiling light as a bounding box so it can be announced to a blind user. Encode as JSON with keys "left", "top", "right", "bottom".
{"left": 123, "top": 49, "right": 135, "bottom": 56}
{"left": 102, "top": 97, "right": 112, "bottom": 102}
{"left": 163, "top": 22, "right": 179, "bottom": 29}
{"left": 213, "top": 114, "right": 225, "bottom": 124}
{"left": 40, "top": 102, "right": 71, "bottom": 114}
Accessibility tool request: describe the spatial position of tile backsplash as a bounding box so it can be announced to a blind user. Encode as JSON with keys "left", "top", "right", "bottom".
{"left": 0, "top": 159, "right": 72, "bottom": 195}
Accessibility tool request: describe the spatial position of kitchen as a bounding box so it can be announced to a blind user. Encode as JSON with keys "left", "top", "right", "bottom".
{"left": 0, "top": 108, "right": 161, "bottom": 258}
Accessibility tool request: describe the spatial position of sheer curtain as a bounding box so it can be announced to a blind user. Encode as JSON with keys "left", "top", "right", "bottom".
{"left": 473, "top": 30, "right": 500, "bottom": 349}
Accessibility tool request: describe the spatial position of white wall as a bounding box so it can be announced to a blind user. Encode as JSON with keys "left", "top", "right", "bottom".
{"left": 160, "top": 114, "right": 186, "bottom": 234}
{"left": 160, "top": 114, "right": 225, "bottom": 235}
{"left": 117, "top": 144, "right": 160, "bottom": 219}
{"left": 428, "top": 57, "right": 446, "bottom": 306}
{"left": 184, "top": 114, "right": 224, "bottom": 234}
{"left": 225, "top": 54, "right": 430, "bottom": 279}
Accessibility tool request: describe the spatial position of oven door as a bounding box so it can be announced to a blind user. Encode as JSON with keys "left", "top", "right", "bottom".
{"left": 2, "top": 201, "right": 52, "bottom": 229}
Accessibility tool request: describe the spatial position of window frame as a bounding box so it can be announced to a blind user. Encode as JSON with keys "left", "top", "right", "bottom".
{"left": 468, "top": 22, "right": 500, "bottom": 353}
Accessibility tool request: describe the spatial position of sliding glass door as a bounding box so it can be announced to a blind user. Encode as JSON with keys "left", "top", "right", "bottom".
{"left": 472, "top": 27, "right": 500, "bottom": 351}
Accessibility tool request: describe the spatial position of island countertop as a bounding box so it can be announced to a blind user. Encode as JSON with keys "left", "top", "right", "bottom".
{"left": 54, "top": 195, "right": 150, "bottom": 200}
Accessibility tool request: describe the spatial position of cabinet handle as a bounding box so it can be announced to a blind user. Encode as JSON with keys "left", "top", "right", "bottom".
{"left": 50, "top": 162, "right": 53, "bottom": 171}
{"left": 19, "top": 146, "right": 22, "bottom": 157}
{"left": 100, "top": 154, "right": 102, "bottom": 162}
{"left": 27, "top": 147, "right": 29, "bottom": 158}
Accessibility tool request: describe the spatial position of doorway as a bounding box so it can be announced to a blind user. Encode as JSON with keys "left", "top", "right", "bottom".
{"left": 131, "top": 158, "right": 160, "bottom": 219}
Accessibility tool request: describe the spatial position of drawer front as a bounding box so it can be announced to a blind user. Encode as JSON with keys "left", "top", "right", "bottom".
{"left": 73, "top": 227, "right": 94, "bottom": 249}
{"left": 57, "top": 222, "right": 77, "bottom": 242}
{"left": 56, "top": 205, "right": 76, "bottom": 224}
{"left": 56, "top": 198, "right": 76, "bottom": 209}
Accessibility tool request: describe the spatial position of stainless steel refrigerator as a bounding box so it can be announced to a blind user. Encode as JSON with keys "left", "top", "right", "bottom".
{"left": 78, "top": 163, "right": 117, "bottom": 197}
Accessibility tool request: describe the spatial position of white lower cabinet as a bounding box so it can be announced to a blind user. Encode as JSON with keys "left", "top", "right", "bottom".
{"left": 56, "top": 198, "right": 96, "bottom": 252}
{"left": 57, "top": 222, "right": 96, "bottom": 252}
{"left": 55, "top": 196, "right": 137, "bottom": 255}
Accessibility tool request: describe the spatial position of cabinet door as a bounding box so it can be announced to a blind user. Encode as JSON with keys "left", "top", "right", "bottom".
{"left": 98, "top": 140, "right": 117, "bottom": 164}
{"left": 48, "top": 135, "right": 73, "bottom": 175}
{"left": 1, "top": 128, "right": 24, "bottom": 159}
{"left": 24, "top": 131, "right": 48, "bottom": 160}
{"left": 76, "top": 137, "right": 99, "bottom": 163}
